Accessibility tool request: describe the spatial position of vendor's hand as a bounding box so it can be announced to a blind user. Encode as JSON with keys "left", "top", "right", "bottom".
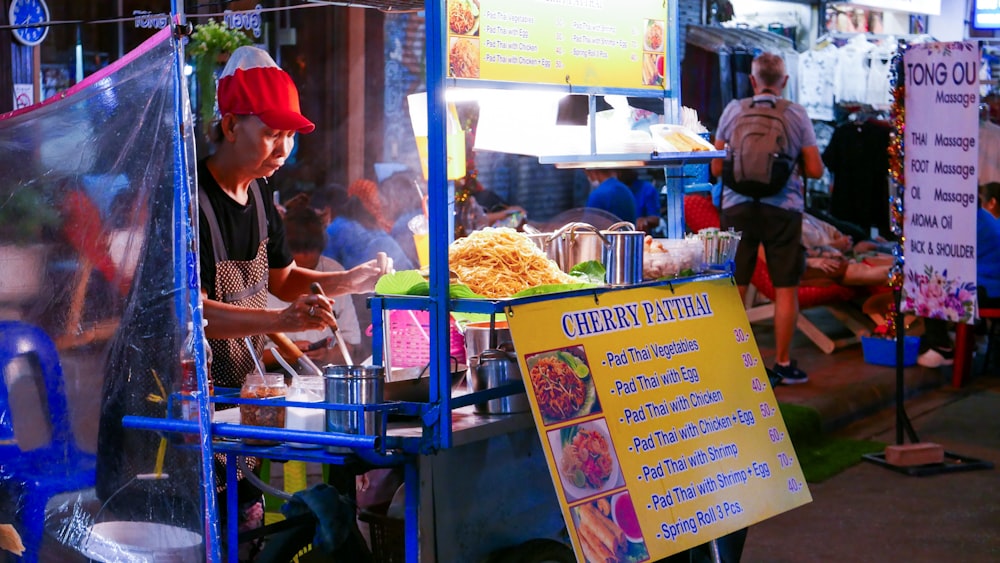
{"left": 280, "top": 293, "right": 335, "bottom": 332}
{"left": 343, "top": 257, "right": 393, "bottom": 293}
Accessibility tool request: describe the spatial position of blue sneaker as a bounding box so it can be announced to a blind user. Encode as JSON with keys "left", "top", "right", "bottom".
{"left": 773, "top": 360, "right": 808, "bottom": 384}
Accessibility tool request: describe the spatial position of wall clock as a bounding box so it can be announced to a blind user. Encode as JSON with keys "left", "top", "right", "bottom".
{"left": 9, "top": 0, "right": 50, "bottom": 47}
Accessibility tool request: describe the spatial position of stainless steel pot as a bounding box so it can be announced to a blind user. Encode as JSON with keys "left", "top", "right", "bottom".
{"left": 463, "top": 320, "right": 513, "bottom": 369}
{"left": 525, "top": 232, "right": 556, "bottom": 261}
{"left": 469, "top": 348, "right": 529, "bottom": 414}
{"left": 547, "top": 222, "right": 608, "bottom": 272}
{"left": 323, "top": 364, "right": 384, "bottom": 453}
{"left": 602, "top": 221, "right": 644, "bottom": 286}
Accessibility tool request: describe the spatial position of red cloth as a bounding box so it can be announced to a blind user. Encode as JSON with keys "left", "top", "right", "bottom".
{"left": 683, "top": 194, "right": 720, "bottom": 233}
{"left": 750, "top": 254, "right": 856, "bottom": 305}
{"left": 59, "top": 191, "right": 127, "bottom": 295}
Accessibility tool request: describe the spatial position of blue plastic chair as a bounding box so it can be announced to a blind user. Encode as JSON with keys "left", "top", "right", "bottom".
{"left": 0, "top": 321, "right": 97, "bottom": 562}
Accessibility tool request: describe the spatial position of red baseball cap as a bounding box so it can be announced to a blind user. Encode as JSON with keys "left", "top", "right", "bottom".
{"left": 216, "top": 46, "right": 315, "bottom": 134}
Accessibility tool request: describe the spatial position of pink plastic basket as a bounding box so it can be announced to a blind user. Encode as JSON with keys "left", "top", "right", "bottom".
{"left": 382, "top": 310, "right": 465, "bottom": 368}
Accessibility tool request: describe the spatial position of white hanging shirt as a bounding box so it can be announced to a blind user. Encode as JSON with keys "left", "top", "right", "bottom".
{"left": 864, "top": 43, "right": 895, "bottom": 106}
{"left": 836, "top": 37, "right": 875, "bottom": 104}
{"left": 799, "top": 43, "right": 840, "bottom": 121}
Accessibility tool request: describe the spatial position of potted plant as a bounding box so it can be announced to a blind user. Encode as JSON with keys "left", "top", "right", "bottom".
{"left": 186, "top": 19, "right": 253, "bottom": 138}
{"left": 0, "top": 186, "right": 60, "bottom": 244}
{"left": 0, "top": 186, "right": 61, "bottom": 309}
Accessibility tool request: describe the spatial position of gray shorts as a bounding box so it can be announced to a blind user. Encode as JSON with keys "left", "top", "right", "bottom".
{"left": 720, "top": 202, "right": 805, "bottom": 287}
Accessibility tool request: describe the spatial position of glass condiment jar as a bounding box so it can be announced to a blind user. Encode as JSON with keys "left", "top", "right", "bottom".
{"left": 240, "top": 372, "right": 287, "bottom": 446}
{"left": 285, "top": 375, "right": 325, "bottom": 448}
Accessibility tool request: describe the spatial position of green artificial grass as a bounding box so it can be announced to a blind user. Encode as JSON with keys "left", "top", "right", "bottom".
{"left": 778, "top": 403, "right": 885, "bottom": 483}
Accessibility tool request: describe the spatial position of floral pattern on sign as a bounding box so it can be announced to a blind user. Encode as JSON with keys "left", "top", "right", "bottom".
{"left": 903, "top": 265, "right": 976, "bottom": 323}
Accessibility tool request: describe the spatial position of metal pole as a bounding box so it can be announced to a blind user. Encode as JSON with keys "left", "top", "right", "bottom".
{"left": 709, "top": 538, "right": 723, "bottom": 563}
{"left": 425, "top": 0, "right": 452, "bottom": 450}
{"left": 169, "top": 1, "right": 221, "bottom": 561}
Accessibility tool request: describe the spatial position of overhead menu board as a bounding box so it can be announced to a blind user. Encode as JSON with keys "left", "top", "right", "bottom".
{"left": 506, "top": 277, "right": 811, "bottom": 562}
{"left": 445, "top": 0, "right": 668, "bottom": 90}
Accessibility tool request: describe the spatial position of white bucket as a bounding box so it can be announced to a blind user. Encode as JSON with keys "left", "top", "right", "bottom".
{"left": 81, "top": 522, "right": 203, "bottom": 563}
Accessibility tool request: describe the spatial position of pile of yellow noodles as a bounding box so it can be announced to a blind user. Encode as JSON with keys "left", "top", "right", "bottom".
{"left": 449, "top": 227, "right": 577, "bottom": 297}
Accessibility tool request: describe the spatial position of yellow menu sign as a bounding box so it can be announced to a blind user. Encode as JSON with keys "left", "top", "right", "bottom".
{"left": 506, "top": 277, "right": 810, "bottom": 562}
{"left": 446, "top": 0, "right": 668, "bottom": 90}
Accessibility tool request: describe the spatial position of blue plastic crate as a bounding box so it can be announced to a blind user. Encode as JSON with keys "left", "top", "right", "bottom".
{"left": 861, "top": 335, "right": 919, "bottom": 367}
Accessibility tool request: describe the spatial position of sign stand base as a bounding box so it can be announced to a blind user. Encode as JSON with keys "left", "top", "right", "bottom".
{"left": 862, "top": 292, "right": 993, "bottom": 476}
{"left": 862, "top": 450, "right": 993, "bottom": 476}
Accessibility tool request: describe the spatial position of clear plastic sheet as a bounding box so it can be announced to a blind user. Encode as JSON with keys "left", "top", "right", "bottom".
{"left": 0, "top": 28, "right": 208, "bottom": 561}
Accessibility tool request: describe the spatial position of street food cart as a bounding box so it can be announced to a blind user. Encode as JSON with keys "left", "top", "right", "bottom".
{"left": 0, "top": 1, "right": 809, "bottom": 563}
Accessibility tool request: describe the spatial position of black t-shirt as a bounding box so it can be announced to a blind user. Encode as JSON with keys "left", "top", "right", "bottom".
{"left": 822, "top": 121, "right": 892, "bottom": 237}
{"left": 197, "top": 159, "right": 294, "bottom": 298}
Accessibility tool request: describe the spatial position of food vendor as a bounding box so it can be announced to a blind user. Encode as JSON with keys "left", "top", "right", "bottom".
{"left": 198, "top": 45, "right": 388, "bottom": 389}
{"left": 196, "top": 46, "right": 389, "bottom": 547}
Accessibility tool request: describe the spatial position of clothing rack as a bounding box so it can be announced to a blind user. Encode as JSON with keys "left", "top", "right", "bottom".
{"left": 682, "top": 25, "right": 798, "bottom": 130}
{"left": 813, "top": 31, "right": 935, "bottom": 49}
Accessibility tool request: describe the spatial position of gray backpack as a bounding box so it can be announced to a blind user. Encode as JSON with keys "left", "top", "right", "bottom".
{"left": 722, "top": 97, "right": 797, "bottom": 199}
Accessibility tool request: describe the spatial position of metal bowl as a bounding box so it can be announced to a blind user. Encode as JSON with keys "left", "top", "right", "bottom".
{"left": 384, "top": 362, "right": 467, "bottom": 402}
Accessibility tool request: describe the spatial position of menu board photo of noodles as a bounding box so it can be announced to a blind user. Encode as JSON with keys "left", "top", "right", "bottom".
{"left": 571, "top": 491, "right": 650, "bottom": 563}
{"left": 525, "top": 345, "right": 601, "bottom": 425}
{"left": 449, "top": 37, "right": 480, "bottom": 78}
{"left": 448, "top": 0, "right": 480, "bottom": 36}
{"left": 548, "top": 420, "right": 623, "bottom": 502}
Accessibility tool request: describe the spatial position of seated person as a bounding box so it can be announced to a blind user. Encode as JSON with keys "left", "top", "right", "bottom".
{"left": 455, "top": 182, "right": 528, "bottom": 237}
{"left": 322, "top": 179, "right": 415, "bottom": 271}
{"left": 617, "top": 169, "right": 661, "bottom": 233}
{"left": 799, "top": 212, "right": 893, "bottom": 287}
{"left": 583, "top": 168, "right": 637, "bottom": 224}
{"left": 982, "top": 182, "right": 1000, "bottom": 220}
{"left": 918, "top": 190, "right": 1000, "bottom": 367}
{"left": 266, "top": 200, "right": 362, "bottom": 366}
{"left": 379, "top": 170, "right": 426, "bottom": 267}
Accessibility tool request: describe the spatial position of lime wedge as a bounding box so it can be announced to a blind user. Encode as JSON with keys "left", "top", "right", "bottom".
{"left": 557, "top": 351, "right": 590, "bottom": 379}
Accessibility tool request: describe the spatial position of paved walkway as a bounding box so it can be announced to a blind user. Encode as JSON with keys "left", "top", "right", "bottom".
{"left": 743, "top": 377, "right": 1000, "bottom": 562}
{"left": 750, "top": 308, "right": 961, "bottom": 432}
{"left": 740, "top": 308, "right": 1000, "bottom": 561}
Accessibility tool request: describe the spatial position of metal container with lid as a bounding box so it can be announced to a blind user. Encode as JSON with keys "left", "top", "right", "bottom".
{"left": 469, "top": 348, "right": 529, "bottom": 414}
{"left": 525, "top": 232, "right": 558, "bottom": 262}
{"left": 547, "top": 222, "right": 608, "bottom": 273}
{"left": 601, "top": 221, "right": 645, "bottom": 286}
{"left": 463, "top": 320, "right": 513, "bottom": 370}
{"left": 323, "top": 364, "right": 384, "bottom": 453}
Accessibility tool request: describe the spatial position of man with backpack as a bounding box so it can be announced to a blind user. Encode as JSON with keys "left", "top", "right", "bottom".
{"left": 710, "top": 52, "right": 825, "bottom": 386}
